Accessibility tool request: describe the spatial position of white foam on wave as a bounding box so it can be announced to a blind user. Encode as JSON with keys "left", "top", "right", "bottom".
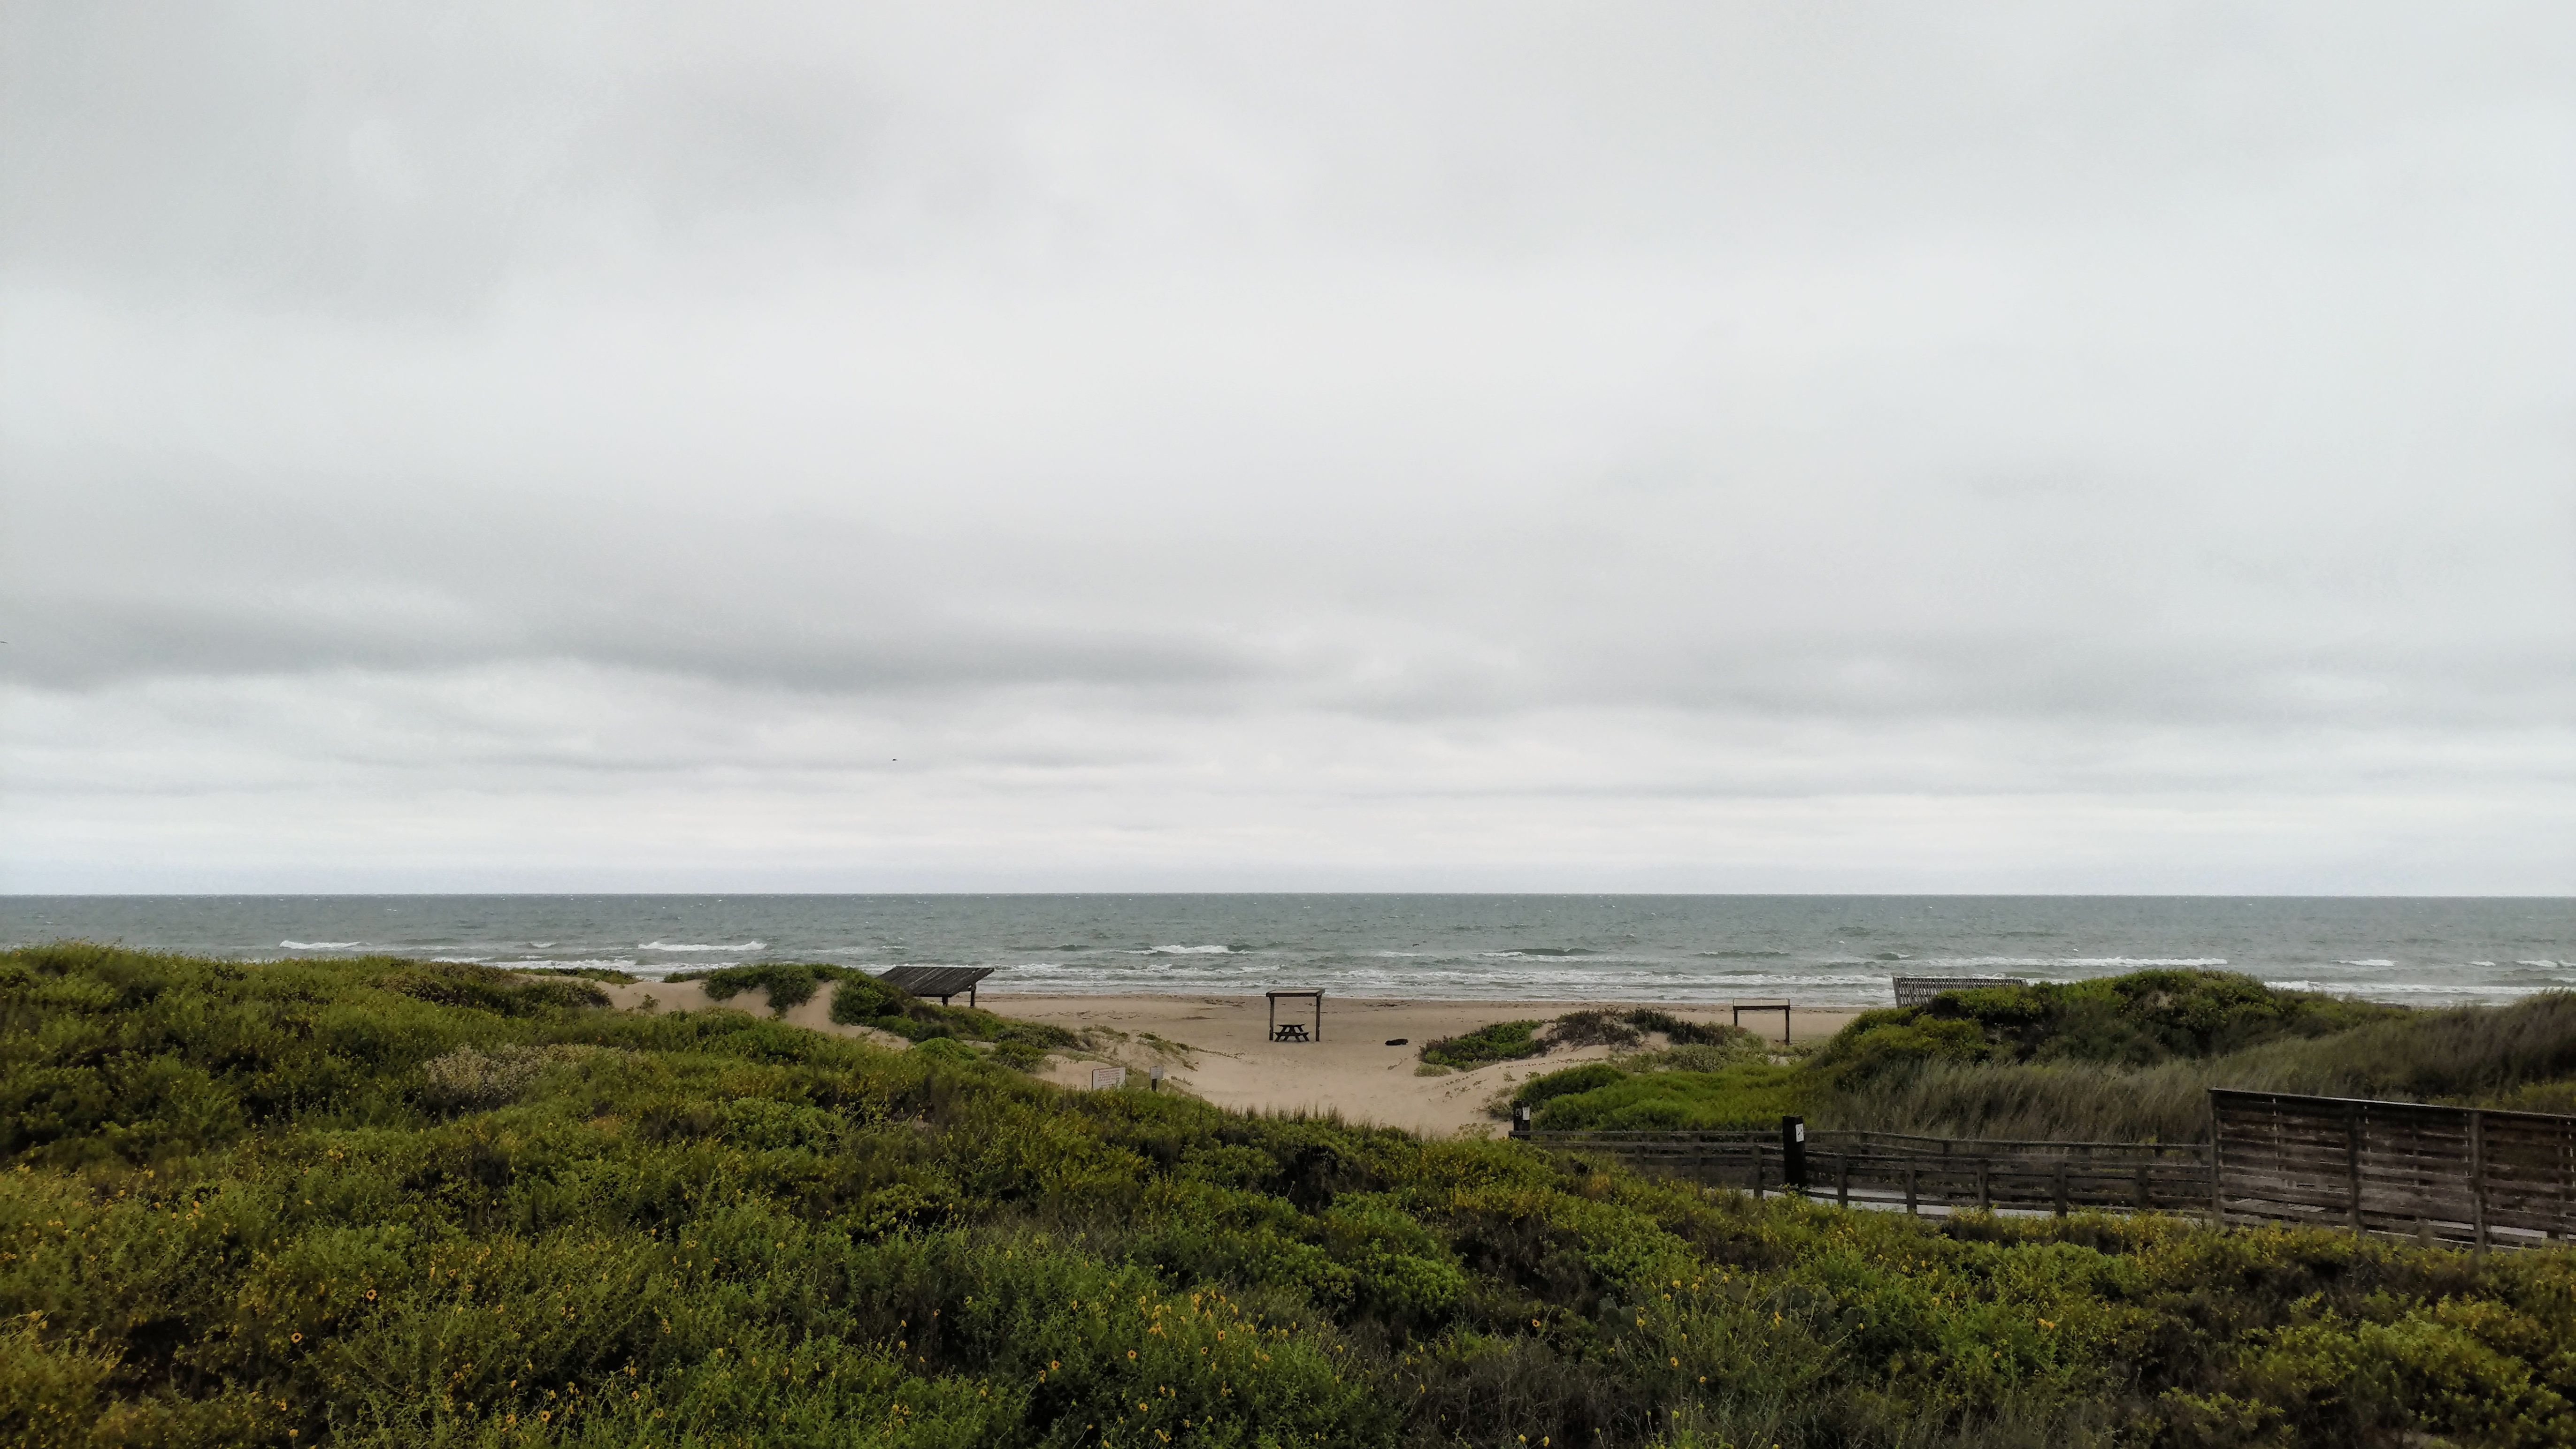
{"left": 1908, "top": 956, "right": 2229, "bottom": 969}
{"left": 2265, "top": 979, "right": 2508, "bottom": 996}
{"left": 2338, "top": 959, "right": 2397, "bottom": 968}
{"left": 637, "top": 940, "right": 766, "bottom": 952}
{"left": 1121, "top": 945, "right": 1234, "bottom": 955}
{"left": 2517, "top": 960, "right": 2564, "bottom": 969}
{"left": 280, "top": 940, "right": 364, "bottom": 950}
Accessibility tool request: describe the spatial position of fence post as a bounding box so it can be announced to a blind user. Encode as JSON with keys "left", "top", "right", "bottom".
{"left": 2054, "top": 1160, "right": 2069, "bottom": 1219}
{"left": 1782, "top": 1116, "right": 1807, "bottom": 1191}
{"left": 1751, "top": 1144, "right": 1764, "bottom": 1200}
{"left": 2469, "top": 1109, "right": 2488, "bottom": 1257}
{"left": 1905, "top": 1164, "right": 1918, "bottom": 1215}
{"left": 1976, "top": 1161, "right": 1990, "bottom": 1213}
{"left": 2207, "top": 1092, "right": 2223, "bottom": 1228}
{"left": 1837, "top": 1154, "right": 1850, "bottom": 1208}
{"left": 2345, "top": 1101, "right": 2364, "bottom": 1234}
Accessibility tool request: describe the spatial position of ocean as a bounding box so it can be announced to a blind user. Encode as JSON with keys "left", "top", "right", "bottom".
{"left": 3, "top": 895, "right": 2569, "bottom": 1008}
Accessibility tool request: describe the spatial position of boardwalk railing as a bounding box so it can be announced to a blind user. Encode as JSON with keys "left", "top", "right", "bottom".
{"left": 1524, "top": 1092, "right": 2576, "bottom": 1248}
{"left": 2213, "top": 1089, "right": 2576, "bottom": 1251}
{"left": 1524, "top": 1128, "right": 2212, "bottom": 1218}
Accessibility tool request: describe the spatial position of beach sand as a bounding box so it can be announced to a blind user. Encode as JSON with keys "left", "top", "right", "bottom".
{"left": 598, "top": 981, "right": 1859, "bottom": 1138}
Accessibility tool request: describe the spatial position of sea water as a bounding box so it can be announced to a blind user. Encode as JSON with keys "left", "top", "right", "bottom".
{"left": 3, "top": 895, "right": 2569, "bottom": 1008}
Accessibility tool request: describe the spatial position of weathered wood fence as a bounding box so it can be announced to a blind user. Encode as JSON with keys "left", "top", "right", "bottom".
{"left": 1519, "top": 1091, "right": 2576, "bottom": 1249}
{"left": 1525, "top": 1126, "right": 2212, "bottom": 1218}
{"left": 2211, "top": 1089, "right": 2576, "bottom": 1251}
{"left": 1890, "top": 976, "right": 2027, "bottom": 1008}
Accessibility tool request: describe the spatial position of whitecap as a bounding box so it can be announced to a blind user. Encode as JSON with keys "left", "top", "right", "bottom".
{"left": 1914, "top": 956, "right": 2228, "bottom": 969}
{"left": 2057, "top": 957, "right": 2229, "bottom": 967}
{"left": 2338, "top": 959, "right": 2396, "bottom": 968}
{"left": 637, "top": 940, "right": 766, "bottom": 952}
{"left": 280, "top": 940, "right": 364, "bottom": 950}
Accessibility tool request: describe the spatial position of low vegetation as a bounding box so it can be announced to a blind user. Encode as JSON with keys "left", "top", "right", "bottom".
{"left": 1457, "top": 972, "right": 2576, "bottom": 1145}
{"left": 5, "top": 945, "right": 2576, "bottom": 1448}
{"left": 1416, "top": 1019, "right": 1544, "bottom": 1069}
{"left": 669, "top": 961, "right": 1081, "bottom": 1069}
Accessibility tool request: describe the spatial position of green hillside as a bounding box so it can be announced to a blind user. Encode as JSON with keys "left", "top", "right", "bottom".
{"left": 5, "top": 945, "right": 2574, "bottom": 1448}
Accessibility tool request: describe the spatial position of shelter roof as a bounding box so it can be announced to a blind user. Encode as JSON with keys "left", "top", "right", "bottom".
{"left": 878, "top": 965, "right": 996, "bottom": 998}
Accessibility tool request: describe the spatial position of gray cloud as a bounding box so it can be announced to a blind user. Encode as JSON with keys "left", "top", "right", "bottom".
{"left": 4, "top": 1, "right": 2572, "bottom": 891}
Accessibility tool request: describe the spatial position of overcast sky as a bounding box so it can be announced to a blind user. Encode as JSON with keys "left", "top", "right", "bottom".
{"left": 3, "top": 2, "right": 2571, "bottom": 894}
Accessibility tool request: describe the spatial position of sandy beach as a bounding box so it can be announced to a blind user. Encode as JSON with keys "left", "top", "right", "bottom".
{"left": 600, "top": 981, "right": 1860, "bottom": 1137}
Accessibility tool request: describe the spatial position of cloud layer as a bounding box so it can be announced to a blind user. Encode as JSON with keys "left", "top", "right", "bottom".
{"left": 5, "top": 2, "right": 2572, "bottom": 891}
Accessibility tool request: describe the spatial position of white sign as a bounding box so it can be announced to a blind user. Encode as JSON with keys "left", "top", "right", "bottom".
{"left": 1090, "top": 1066, "right": 1127, "bottom": 1090}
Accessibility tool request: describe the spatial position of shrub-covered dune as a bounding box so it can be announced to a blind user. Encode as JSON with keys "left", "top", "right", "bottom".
{"left": 5, "top": 944, "right": 2575, "bottom": 1448}
{"left": 1503, "top": 972, "right": 2576, "bottom": 1143}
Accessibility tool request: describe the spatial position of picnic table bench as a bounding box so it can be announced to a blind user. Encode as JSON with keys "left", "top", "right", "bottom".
{"left": 1271, "top": 1023, "right": 1311, "bottom": 1043}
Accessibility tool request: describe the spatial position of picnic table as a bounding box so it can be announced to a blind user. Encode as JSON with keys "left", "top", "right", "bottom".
{"left": 1265, "top": 989, "right": 1322, "bottom": 1044}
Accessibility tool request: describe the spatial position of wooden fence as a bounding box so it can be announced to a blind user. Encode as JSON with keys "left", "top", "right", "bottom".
{"left": 2212, "top": 1089, "right": 2576, "bottom": 1251}
{"left": 1523, "top": 1128, "right": 2213, "bottom": 1218}
{"left": 1522, "top": 1091, "right": 2576, "bottom": 1248}
{"left": 1891, "top": 976, "right": 2027, "bottom": 1008}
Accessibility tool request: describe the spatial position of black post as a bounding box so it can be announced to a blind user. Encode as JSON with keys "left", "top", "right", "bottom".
{"left": 1781, "top": 1115, "right": 1807, "bottom": 1190}
{"left": 1512, "top": 1105, "right": 1532, "bottom": 1139}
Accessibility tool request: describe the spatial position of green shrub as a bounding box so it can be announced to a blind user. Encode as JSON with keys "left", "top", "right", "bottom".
{"left": 1548, "top": 1010, "right": 1645, "bottom": 1049}
{"left": 1619, "top": 1008, "right": 1751, "bottom": 1048}
{"left": 1817, "top": 990, "right": 2576, "bottom": 1142}
{"left": 826, "top": 976, "right": 1079, "bottom": 1056}
{"left": 1531, "top": 1062, "right": 1808, "bottom": 1131}
{"left": 6, "top": 943, "right": 2575, "bottom": 1449}
{"left": 989, "top": 1039, "right": 1046, "bottom": 1072}
{"left": 419, "top": 1043, "right": 555, "bottom": 1111}
{"left": 1419, "top": 1019, "right": 1543, "bottom": 1068}
{"left": 1817, "top": 971, "right": 2402, "bottom": 1079}
{"left": 679, "top": 961, "right": 832, "bottom": 1012}
{"left": 1512, "top": 1061, "right": 1627, "bottom": 1112}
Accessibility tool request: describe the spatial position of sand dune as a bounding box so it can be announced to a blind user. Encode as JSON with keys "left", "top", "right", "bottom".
{"left": 601, "top": 981, "right": 1857, "bottom": 1137}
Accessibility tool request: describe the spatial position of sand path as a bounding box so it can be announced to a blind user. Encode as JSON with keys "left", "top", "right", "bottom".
{"left": 593, "top": 981, "right": 1858, "bottom": 1138}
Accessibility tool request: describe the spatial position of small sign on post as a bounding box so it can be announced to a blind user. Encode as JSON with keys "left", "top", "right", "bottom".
{"left": 1148, "top": 1066, "right": 1166, "bottom": 1091}
{"left": 1090, "top": 1066, "right": 1127, "bottom": 1090}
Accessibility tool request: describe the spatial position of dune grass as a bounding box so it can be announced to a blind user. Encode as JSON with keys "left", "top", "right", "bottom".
{"left": 1815, "top": 989, "right": 2576, "bottom": 1142}
{"left": 1506, "top": 973, "right": 2576, "bottom": 1144}
{"left": 5, "top": 944, "right": 2576, "bottom": 1448}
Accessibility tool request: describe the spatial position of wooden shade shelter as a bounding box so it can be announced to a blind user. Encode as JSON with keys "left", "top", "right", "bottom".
{"left": 1265, "top": 989, "right": 1323, "bottom": 1043}
{"left": 877, "top": 965, "right": 995, "bottom": 1008}
{"left": 1731, "top": 1000, "right": 1792, "bottom": 1044}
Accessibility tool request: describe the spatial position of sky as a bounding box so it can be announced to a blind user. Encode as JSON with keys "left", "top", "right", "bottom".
{"left": 2, "top": 2, "right": 2572, "bottom": 894}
